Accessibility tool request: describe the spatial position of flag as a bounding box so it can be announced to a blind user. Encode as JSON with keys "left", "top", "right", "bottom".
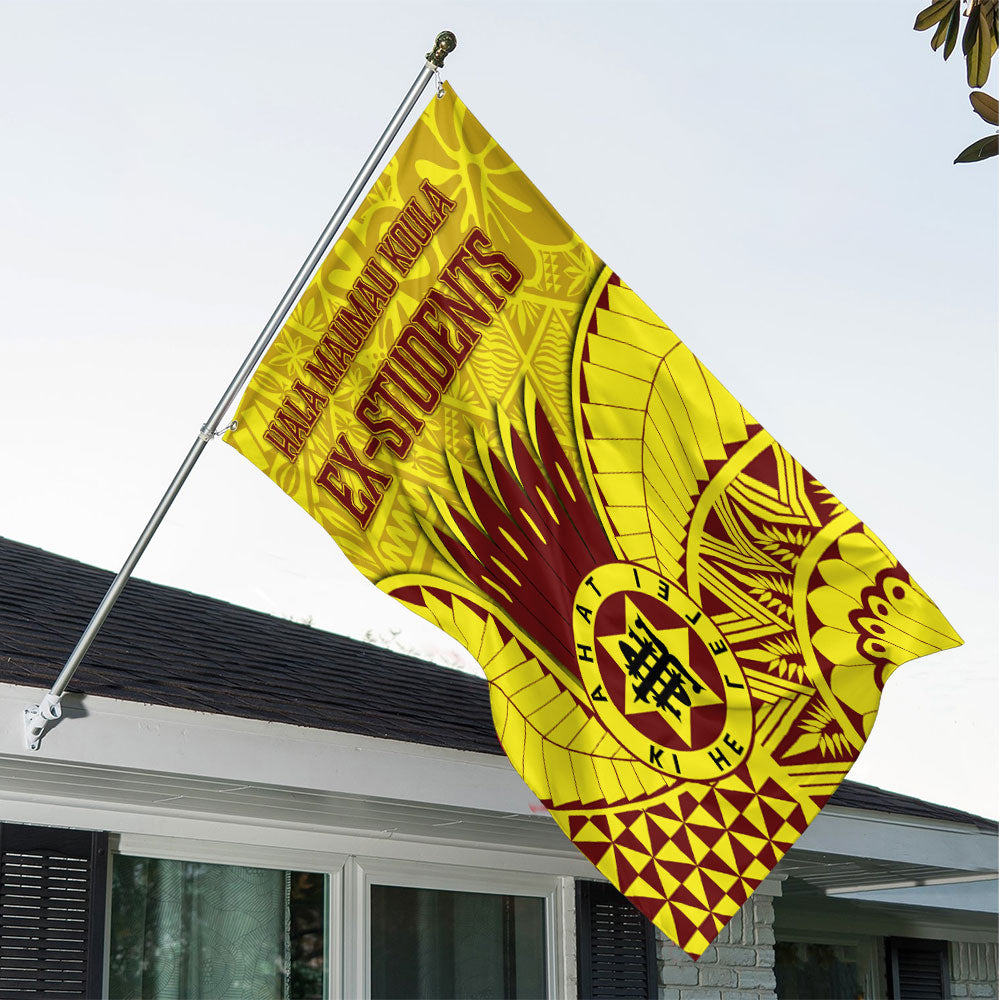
{"left": 225, "top": 85, "right": 961, "bottom": 957}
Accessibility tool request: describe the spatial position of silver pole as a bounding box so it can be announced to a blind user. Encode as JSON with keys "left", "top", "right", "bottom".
{"left": 24, "top": 31, "right": 458, "bottom": 750}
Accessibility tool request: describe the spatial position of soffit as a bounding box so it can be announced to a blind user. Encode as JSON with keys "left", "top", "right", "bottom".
{"left": 776, "top": 850, "right": 997, "bottom": 896}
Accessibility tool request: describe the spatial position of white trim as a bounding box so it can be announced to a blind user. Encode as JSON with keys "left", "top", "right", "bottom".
{"left": 346, "top": 855, "right": 569, "bottom": 999}
{"left": 343, "top": 859, "right": 366, "bottom": 1000}
{"left": 557, "top": 876, "right": 579, "bottom": 999}
{"left": 327, "top": 866, "right": 344, "bottom": 1000}
{"left": 826, "top": 873, "right": 998, "bottom": 895}
{"left": 0, "top": 683, "right": 542, "bottom": 816}
{"left": 357, "top": 855, "right": 569, "bottom": 897}
{"left": 819, "top": 804, "right": 997, "bottom": 836}
{"left": 792, "top": 808, "right": 997, "bottom": 873}
{"left": 0, "top": 794, "right": 596, "bottom": 879}
{"left": 115, "top": 832, "right": 349, "bottom": 875}
{"left": 5, "top": 682, "right": 996, "bottom": 846}
{"left": 833, "top": 878, "right": 998, "bottom": 914}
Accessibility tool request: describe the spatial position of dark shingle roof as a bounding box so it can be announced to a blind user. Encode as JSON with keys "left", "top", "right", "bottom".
{"left": 0, "top": 536, "right": 499, "bottom": 754}
{"left": 1, "top": 536, "right": 995, "bottom": 832}
{"left": 828, "top": 779, "right": 997, "bottom": 832}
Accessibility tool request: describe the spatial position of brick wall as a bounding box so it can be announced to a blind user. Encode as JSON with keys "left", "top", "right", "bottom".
{"left": 950, "top": 941, "right": 999, "bottom": 999}
{"left": 657, "top": 880, "right": 780, "bottom": 1000}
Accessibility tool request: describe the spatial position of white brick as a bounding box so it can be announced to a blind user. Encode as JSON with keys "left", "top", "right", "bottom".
{"left": 698, "top": 946, "right": 718, "bottom": 964}
{"left": 951, "top": 986, "right": 969, "bottom": 998}
{"left": 699, "top": 966, "right": 737, "bottom": 988}
{"left": 660, "top": 938, "right": 689, "bottom": 964}
{"left": 737, "top": 967, "right": 776, "bottom": 990}
{"left": 659, "top": 989, "right": 681, "bottom": 1000}
{"left": 681, "top": 990, "right": 721, "bottom": 1000}
{"left": 721, "top": 992, "right": 761, "bottom": 1000}
{"left": 715, "top": 945, "right": 755, "bottom": 967}
{"left": 660, "top": 964, "right": 699, "bottom": 986}
{"left": 726, "top": 907, "right": 744, "bottom": 945}
{"left": 953, "top": 942, "right": 968, "bottom": 979}
{"left": 754, "top": 924, "right": 775, "bottom": 946}
{"left": 952, "top": 939, "right": 1000, "bottom": 989}
{"left": 969, "top": 985, "right": 996, "bottom": 998}
{"left": 755, "top": 945, "right": 775, "bottom": 968}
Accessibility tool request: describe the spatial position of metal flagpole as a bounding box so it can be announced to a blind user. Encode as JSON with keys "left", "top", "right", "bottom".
{"left": 23, "top": 30, "right": 458, "bottom": 751}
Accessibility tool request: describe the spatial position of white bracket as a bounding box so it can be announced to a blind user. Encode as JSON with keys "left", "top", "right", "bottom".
{"left": 24, "top": 692, "right": 63, "bottom": 751}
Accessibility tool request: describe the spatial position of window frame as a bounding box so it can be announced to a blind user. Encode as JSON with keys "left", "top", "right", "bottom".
{"left": 107, "top": 833, "right": 576, "bottom": 999}
{"left": 108, "top": 832, "right": 347, "bottom": 999}
{"left": 344, "top": 855, "right": 572, "bottom": 999}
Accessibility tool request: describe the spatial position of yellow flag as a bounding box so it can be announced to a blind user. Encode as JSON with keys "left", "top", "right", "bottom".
{"left": 225, "top": 85, "right": 961, "bottom": 957}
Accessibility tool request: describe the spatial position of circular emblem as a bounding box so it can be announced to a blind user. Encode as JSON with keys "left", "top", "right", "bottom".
{"left": 572, "top": 562, "right": 752, "bottom": 779}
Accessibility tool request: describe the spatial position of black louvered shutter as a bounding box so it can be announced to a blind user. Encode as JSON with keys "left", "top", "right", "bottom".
{"left": 0, "top": 823, "right": 108, "bottom": 998}
{"left": 887, "top": 937, "right": 951, "bottom": 999}
{"left": 576, "top": 880, "right": 656, "bottom": 999}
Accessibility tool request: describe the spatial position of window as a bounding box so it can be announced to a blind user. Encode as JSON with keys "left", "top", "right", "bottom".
{"left": 776, "top": 940, "right": 867, "bottom": 999}
{"left": 775, "top": 935, "right": 887, "bottom": 1000}
{"left": 108, "top": 856, "right": 328, "bottom": 999}
{"left": 2, "top": 823, "right": 572, "bottom": 999}
{"left": 348, "top": 857, "right": 565, "bottom": 999}
{"left": 370, "top": 884, "right": 546, "bottom": 999}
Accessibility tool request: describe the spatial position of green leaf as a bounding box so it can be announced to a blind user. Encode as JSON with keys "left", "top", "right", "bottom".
{"left": 967, "top": 7, "right": 993, "bottom": 85}
{"left": 962, "top": 5, "right": 980, "bottom": 56}
{"left": 985, "top": 0, "right": 999, "bottom": 41}
{"left": 944, "top": 5, "right": 962, "bottom": 57}
{"left": 971, "top": 90, "right": 1000, "bottom": 123}
{"left": 954, "top": 133, "right": 999, "bottom": 161}
{"left": 915, "top": 0, "right": 957, "bottom": 31}
{"left": 932, "top": 6, "right": 953, "bottom": 49}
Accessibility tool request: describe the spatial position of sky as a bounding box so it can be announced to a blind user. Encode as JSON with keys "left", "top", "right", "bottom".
{"left": 1, "top": 1, "right": 996, "bottom": 818}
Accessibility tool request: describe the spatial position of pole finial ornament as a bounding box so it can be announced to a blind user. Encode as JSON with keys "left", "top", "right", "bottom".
{"left": 427, "top": 31, "right": 457, "bottom": 68}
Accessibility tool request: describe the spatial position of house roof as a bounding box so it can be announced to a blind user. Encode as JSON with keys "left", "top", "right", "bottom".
{"left": 0, "top": 535, "right": 498, "bottom": 754}
{"left": 1, "top": 535, "right": 995, "bottom": 832}
{"left": 826, "top": 778, "right": 996, "bottom": 833}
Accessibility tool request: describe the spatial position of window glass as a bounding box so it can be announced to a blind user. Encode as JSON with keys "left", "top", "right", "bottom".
{"left": 775, "top": 940, "right": 865, "bottom": 1000}
{"left": 370, "top": 884, "right": 546, "bottom": 1000}
{"left": 108, "top": 856, "right": 326, "bottom": 1000}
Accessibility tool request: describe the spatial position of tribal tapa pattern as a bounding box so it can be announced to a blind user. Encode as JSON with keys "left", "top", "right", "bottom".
{"left": 383, "top": 270, "right": 961, "bottom": 956}
{"left": 226, "top": 87, "right": 962, "bottom": 958}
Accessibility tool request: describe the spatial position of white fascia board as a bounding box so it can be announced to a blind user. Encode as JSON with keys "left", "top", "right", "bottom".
{"left": 0, "top": 683, "right": 542, "bottom": 815}
{"left": 792, "top": 806, "right": 997, "bottom": 873}
{"left": 3, "top": 682, "right": 996, "bottom": 875}
{"left": 834, "top": 878, "right": 999, "bottom": 914}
